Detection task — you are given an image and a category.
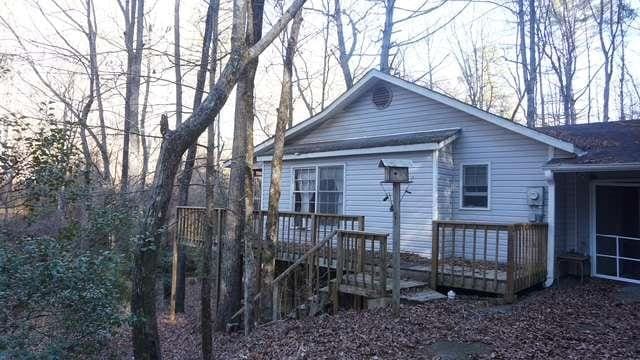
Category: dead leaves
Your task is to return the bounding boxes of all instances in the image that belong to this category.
[105,280,640,359]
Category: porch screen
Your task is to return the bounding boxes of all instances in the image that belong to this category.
[462,164,489,208]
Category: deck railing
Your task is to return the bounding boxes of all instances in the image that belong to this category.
[431,220,547,302]
[252,210,365,261]
[334,230,388,301]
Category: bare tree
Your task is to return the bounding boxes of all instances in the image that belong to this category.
[453,25,504,114]
[334,0,355,88]
[171,0,218,320]
[201,3,220,356]
[591,0,624,122]
[119,0,145,196]
[174,0,183,129]
[263,10,303,322]
[139,60,151,189]
[517,0,538,127]
[541,0,582,124]
[218,0,266,335]
[130,0,307,356]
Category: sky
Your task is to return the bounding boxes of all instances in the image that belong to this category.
[1,0,639,176]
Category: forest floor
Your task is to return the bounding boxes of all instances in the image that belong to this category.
[104,278,640,359]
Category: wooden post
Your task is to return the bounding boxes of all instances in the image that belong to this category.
[272,282,280,321]
[333,231,344,314]
[379,235,388,298]
[392,182,401,316]
[170,221,181,321]
[431,221,439,289]
[505,225,516,303]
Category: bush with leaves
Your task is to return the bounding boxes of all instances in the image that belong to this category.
[0,236,127,358]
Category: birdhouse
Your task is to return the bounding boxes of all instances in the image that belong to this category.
[378,159,413,183]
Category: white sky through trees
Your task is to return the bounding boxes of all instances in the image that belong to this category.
[1,0,639,174]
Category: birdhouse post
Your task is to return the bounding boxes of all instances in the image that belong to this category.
[378,159,412,316]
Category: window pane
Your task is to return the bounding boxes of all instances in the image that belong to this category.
[294,168,316,213]
[462,165,488,208]
[463,195,487,208]
[319,166,343,191]
[317,166,344,214]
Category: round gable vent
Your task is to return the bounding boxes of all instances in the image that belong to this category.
[371,85,393,109]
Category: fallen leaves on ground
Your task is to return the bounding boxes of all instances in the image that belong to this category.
[104,279,640,359]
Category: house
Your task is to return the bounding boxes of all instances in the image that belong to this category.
[254,69,640,287]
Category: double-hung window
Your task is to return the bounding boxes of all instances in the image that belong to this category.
[461,163,489,209]
[293,165,344,214]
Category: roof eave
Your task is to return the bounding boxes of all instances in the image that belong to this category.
[543,162,640,172]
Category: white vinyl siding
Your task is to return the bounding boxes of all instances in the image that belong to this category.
[262,152,434,255]
[288,82,551,224]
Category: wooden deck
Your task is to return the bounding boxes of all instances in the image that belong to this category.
[174,207,548,306]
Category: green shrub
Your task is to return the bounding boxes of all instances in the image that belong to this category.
[0,237,127,359]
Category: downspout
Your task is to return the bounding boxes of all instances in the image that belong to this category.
[545,169,556,287]
[432,149,439,221]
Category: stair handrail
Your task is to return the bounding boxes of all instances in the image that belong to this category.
[230,229,338,321]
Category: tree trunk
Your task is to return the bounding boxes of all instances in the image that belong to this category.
[201,121,217,360]
[334,0,353,88]
[140,61,151,190]
[87,0,111,184]
[172,1,217,317]
[121,0,145,197]
[380,0,395,74]
[202,2,220,358]
[174,0,183,129]
[526,0,537,127]
[214,0,266,335]
[129,0,307,356]
[263,10,303,323]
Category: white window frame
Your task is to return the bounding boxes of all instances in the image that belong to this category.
[459,162,491,211]
[290,163,346,215]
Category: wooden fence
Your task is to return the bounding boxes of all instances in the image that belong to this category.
[431,220,547,302]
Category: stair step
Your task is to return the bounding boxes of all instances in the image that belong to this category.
[401,289,447,303]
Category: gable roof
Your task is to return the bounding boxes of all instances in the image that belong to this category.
[538,120,640,170]
[255,129,459,160]
[254,69,582,156]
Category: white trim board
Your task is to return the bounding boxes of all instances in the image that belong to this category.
[256,143,438,162]
[255,70,582,156]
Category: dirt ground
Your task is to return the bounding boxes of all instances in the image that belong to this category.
[105,278,640,359]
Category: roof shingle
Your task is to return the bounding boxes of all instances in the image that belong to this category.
[538,120,640,166]
[255,128,459,157]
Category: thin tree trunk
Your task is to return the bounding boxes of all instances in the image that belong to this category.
[526,0,537,127]
[121,0,145,197]
[380,0,395,73]
[172,1,217,317]
[87,0,111,184]
[619,24,626,121]
[242,0,266,336]
[334,0,353,88]
[263,11,303,322]
[201,121,217,360]
[174,0,183,129]
[140,61,151,190]
[202,2,220,358]
[129,0,306,357]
